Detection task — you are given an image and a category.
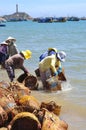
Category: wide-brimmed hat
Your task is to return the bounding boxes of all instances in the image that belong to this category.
[57,51,66,62]
[21,50,32,59]
[5,36,16,42]
[48,48,57,53]
[1,41,8,45]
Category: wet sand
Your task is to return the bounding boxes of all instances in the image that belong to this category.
[0,67,24,82]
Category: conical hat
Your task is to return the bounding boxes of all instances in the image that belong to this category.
[1,41,8,45]
[5,36,16,42]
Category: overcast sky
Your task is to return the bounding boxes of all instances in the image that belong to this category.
[0,0,86,17]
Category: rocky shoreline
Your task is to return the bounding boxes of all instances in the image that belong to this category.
[0,11,86,23]
[2,12,33,22]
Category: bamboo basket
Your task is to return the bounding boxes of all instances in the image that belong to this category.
[46,76,62,91]
[8,112,41,130]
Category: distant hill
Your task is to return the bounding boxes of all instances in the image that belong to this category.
[2,12,33,22]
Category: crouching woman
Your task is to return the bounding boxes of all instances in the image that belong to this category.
[39,51,66,89]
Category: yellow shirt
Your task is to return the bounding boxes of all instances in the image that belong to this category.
[39,55,61,73]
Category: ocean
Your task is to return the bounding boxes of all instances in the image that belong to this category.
[0,20,86,130]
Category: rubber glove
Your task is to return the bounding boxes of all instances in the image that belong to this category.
[53,71,58,76]
[57,67,62,74]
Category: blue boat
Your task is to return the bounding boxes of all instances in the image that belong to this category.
[0,23,6,27]
[38,17,52,23]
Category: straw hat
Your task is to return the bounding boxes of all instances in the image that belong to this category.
[5,36,16,42]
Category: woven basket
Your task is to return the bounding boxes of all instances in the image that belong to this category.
[18,95,40,112]
[17,73,39,90]
[0,96,16,116]
[0,105,8,127]
[58,72,67,81]
[8,112,41,130]
[41,109,68,130]
[46,76,62,91]
[0,87,13,99]
[0,81,10,89]
[40,101,61,116]
[0,87,16,114]
[8,82,31,102]
[11,106,34,118]
[35,68,40,77]
[24,75,38,90]
[17,73,28,83]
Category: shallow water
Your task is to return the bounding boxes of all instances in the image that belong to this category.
[0,20,86,130]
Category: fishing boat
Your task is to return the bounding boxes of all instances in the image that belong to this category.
[38,17,52,23]
[52,17,67,22]
[0,22,6,27]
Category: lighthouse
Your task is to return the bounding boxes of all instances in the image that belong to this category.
[16,4,18,13]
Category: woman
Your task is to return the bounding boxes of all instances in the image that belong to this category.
[39,51,66,89]
[5,50,32,82]
[5,36,19,56]
[39,47,57,62]
[0,41,9,68]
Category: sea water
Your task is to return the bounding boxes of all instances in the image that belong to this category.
[0,20,86,130]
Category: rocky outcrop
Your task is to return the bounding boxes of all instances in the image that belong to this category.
[3,12,33,22]
[0,17,6,22]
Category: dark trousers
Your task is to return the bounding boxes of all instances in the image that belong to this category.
[5,63,15,82]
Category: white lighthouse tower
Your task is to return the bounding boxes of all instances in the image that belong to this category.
[16,4,18,13]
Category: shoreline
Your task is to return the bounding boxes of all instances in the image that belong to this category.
[0,68,23,82]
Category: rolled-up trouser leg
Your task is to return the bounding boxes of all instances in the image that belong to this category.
[39,68,51,89]
[5,63,15,82]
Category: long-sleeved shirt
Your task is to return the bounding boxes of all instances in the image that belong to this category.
[8,43,19,56]
[5,53,29,73]
[0,44,9,64]
[0,44,8,55]
[39,55,61,74]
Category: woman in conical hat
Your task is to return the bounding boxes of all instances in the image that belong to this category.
[5,36,16,42]
[5,36,19,56]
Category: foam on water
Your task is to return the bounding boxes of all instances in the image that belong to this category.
[61,80,72,91]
